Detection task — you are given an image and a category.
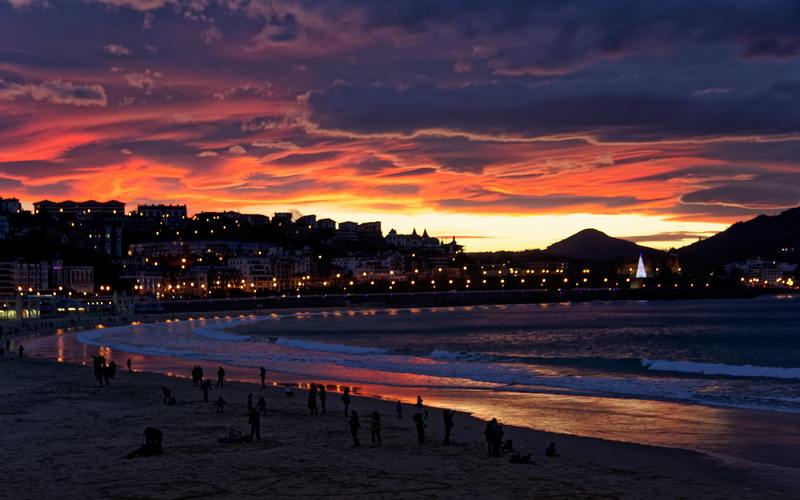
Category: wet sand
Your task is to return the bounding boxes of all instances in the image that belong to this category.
[0,355,782,499]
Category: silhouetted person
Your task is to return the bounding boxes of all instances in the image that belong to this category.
[256,396,267,415]
[17,344,24,359]
[308,383,319,414]
[126,358,132,373]
[197,365,204,382]
[161,386,172,405]
[396,400,403,419]
[545,442,560,457]
[490,422,504,457]
[259,366,266,388]
[248,408,261,442]
[341,387,351,417]
[484,419,497,456]
[416,395,423,409]
[443,409,455,445]
[349,411,360,447]
[247,393,254,414]
[191,366,200,386]
[108,360,117,379]
[93,355,103,385]
[413,412,425,444]
[318,384,327,414]
[201,379,212,402]
[370,411,382,444]
[215,396,227,413]
[216,366,225,388]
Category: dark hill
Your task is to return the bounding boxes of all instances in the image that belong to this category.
[679,206,800,263]
[545,228,661,260]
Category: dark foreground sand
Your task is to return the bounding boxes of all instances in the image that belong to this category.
[0,356,782,499]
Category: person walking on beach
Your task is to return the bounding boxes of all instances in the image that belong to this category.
[256,396,267,415]
[93,356,103,386]
[484,419,503,457]
[201,379,212,402]
[443,409,455,445]
[413,412,425,444]
[318,384,327,414]
[216,366,225,388]
[341,387,352,417]
[308,383,319,415]
[349,411,361,447]
[248,408,261,442]
[484,419,496,456]
[396,400,403,419]
[161,386,172,405]
[126,358,132,373]
[370,411,382,445]
[215,396,227,413]
[259,366,266,388]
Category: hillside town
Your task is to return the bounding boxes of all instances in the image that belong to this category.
[0,197,796,322]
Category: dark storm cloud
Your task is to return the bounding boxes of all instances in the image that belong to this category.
[307,80,800,142]
[621,231,715,244]
[269,151,340,165]
[436,191,641,211]
[680,178,800,209]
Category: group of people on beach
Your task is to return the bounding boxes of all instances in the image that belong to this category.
[115,361,560,460]
[92,354,117,386]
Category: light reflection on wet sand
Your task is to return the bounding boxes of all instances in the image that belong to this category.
[26,327,800,474]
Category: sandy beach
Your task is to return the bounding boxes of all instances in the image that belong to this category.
[0,350,783,500]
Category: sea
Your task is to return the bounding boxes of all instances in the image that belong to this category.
[25,295,800,476]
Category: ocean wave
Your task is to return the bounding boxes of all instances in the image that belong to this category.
[642,359,800,380]
[273,337,390,355]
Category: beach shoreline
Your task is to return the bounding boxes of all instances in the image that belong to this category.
[1,347,790,498]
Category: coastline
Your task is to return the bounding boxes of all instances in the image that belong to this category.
[0,354,780,499]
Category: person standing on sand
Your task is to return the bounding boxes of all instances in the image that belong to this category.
[318,384,327,414]
[201,379,212,402]
[126,358,132,373]
[215,396,227,413]
[191,366,199,386]
[349,411,361,447]
[443,409,455,445]
[484,419,496,456]
[396,400,403,419]
[259,366,266,388]
[248,408,261,442]
[216,366,225,388]
[341,387,352,417]
[370,411,382,445]
[308,383,319,414]
[161,386,172,404]
[413,412,425,444]
[256,396,267,415]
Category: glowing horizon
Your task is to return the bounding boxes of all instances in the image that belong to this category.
[2,1,799,252]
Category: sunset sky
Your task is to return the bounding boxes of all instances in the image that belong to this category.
[2,1,800,251]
